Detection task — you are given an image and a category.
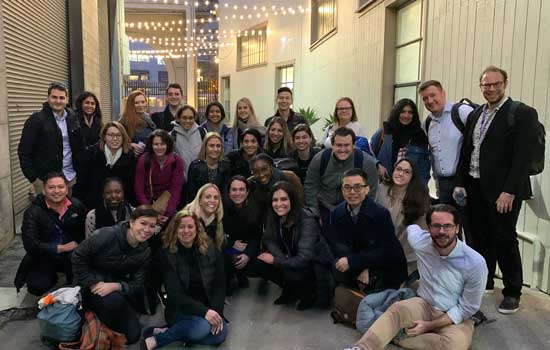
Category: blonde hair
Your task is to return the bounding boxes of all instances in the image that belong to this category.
[232,97,261,128]
[184,183,225,250]
[120,91,148,138]
[162,209,211,255]
[99,121,132,153]
[198,132,225,161]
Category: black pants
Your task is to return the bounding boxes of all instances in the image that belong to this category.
[83,290,141,344]
[466,178,523,298]
[248,260,314,296]
[26,255,72,296]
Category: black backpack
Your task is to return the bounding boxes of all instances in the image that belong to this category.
[319,148,364,177]
[506,101,546,175]
[424,98,479,134]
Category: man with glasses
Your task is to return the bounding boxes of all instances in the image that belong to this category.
[324,168,407,291]
[454,66,539,314]
[346,204,487,350]
[418,80,474,204]
[151,83,184,131]
[18,82,83,195]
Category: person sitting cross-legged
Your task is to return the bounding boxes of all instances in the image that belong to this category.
[345,204,488,350]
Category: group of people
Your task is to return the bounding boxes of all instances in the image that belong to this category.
[13,64,542,350]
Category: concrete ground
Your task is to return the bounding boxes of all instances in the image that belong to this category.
[1,234,550,349]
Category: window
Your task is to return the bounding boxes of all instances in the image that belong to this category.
[394,0,422,103]
[129,54,150,63]
[158,71,168,85]
[277,65,294,90]
[221,76,231,118]
[357,0,376,11]
[311,0,337,45]
[130,69,149,81]
[237,25,267,69]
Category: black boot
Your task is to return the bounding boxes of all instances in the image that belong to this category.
[274,288,300,305]
[296,292,316,311]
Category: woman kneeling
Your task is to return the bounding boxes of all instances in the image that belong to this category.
[143,210,227,349]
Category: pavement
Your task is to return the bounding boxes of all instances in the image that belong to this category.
[1,234,550,349]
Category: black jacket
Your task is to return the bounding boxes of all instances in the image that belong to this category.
[14,195,86,290]
[72,222,150,296]
[222,197,262,258]
[78,144,137,209]
[264,109,308,132]
[456,98,537,201]
[18,102,84,182]
[157,244,225,325]
[325,198,407,288]
[225,149,261,178]
[186,159,231,202]
[151,106,175,132]
[263,208,319,272]
[78,114,102,147]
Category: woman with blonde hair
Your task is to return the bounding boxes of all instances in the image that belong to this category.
[232,97,266,149]
[184,183,225,250]
[119,90,156,156]
[186,132,231,203]
[142,209,227,349]
[264,116,293,159]
[77,121,136,209]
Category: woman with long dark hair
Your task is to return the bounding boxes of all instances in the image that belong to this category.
[222,176,262,292]
[200,101,233,153]
[142,210,227,349]
[371,98,430,184]
[186,132,231,203]
[74,91,103,147]
[251,181,319,310]
[225,128,263,178]
[375,158,430,274]
[264,117,293,159]
[134,129,185,225]
[290,123,321,184]
[119,90,156,156]
[78,121,136,209]
[72,205,159,344]
[231,97,266,149]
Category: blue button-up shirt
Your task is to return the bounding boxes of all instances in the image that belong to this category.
[407,224,488,324]
[54,110,76,181]
[426,103,472,177]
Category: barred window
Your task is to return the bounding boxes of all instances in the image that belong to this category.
[311,0,337,45]
[237,26,267,69]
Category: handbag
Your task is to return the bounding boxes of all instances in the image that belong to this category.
[37,303,81,344]
[149,165,171,213]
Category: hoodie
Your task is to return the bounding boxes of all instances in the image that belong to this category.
[171,121,203,176]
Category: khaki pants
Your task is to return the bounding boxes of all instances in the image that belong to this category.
[355,297,474,350]
[32,177,76,197]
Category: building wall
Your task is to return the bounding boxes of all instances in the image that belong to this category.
[219,0,550,291]
[82,0,101,95]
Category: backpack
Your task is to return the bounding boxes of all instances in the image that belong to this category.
[506,101,546,175]
[424,98,479,134]
[273,157,299,173]
[59,310,127,350]
[37,303,81,347]
[319,148,364,177]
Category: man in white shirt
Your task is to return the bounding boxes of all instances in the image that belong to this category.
[346,204,487,350]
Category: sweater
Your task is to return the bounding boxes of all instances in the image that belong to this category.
[171,121,203,176]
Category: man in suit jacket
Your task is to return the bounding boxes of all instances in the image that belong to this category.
[454,66,538,315]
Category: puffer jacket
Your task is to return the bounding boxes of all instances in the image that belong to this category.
[157,243,225,325]
[71,222,151,296]
[18,102,84,182]
[14,195,87,291]
[263,208,319,273]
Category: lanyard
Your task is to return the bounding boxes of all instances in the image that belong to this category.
[479,106,494,141]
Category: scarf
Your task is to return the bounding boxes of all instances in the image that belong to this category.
[104,147,123,167]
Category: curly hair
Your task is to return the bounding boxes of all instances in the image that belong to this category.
[162,209,211,255]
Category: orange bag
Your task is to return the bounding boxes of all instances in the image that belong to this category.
[59,310,127,350]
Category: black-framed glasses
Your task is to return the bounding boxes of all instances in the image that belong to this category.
[342,184,368,193]
[336,107,353,112]
[429,223,456,231]
[479,81,504,90]
[394,166,412,175]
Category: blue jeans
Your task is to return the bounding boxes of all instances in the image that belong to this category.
[154,314,228,348]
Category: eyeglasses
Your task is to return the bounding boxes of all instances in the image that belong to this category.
[429,223,456,231]
[394,166,412,175]
[336,107,353,112]
[479,81,504,90]
[106,133,122,139]
[342,184,368,193]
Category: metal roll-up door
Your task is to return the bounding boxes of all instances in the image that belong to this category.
[3,0,70,214]
[98,0,112,123]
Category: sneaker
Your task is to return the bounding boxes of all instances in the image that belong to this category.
[498,296,520,314]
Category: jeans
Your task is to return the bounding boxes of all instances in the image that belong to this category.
[154,314,227,348]
[436,176,456,205]
[354,297,474,350]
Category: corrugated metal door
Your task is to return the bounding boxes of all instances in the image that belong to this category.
[98,0,112,123]
[2,0,70,214]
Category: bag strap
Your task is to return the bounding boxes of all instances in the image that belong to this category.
[319,149,332,177]
[450,103,466,134]
[424,116,432,134]
[353,149,364,169]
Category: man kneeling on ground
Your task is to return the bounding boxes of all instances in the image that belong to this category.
[346,204,487,350]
